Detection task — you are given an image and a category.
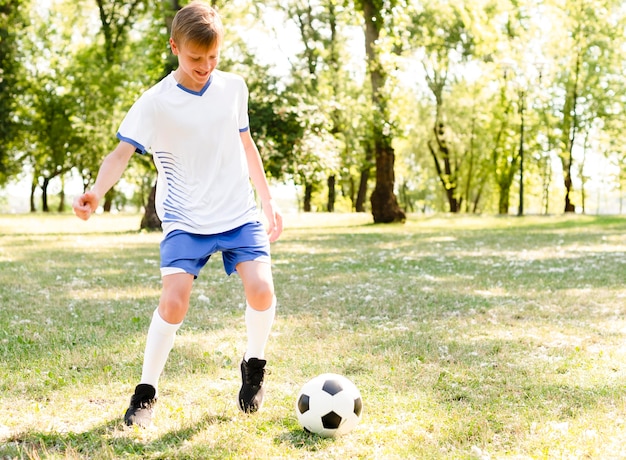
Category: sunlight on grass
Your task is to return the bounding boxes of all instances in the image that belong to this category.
[1,213,626,458]
[0,213,143,235]
[67,286,162,301]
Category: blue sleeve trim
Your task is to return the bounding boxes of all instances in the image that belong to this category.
[117,133,147,154]
[239,126,249,133]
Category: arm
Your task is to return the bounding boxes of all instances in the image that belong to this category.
[72,141,136,221]
[240,130,283,243]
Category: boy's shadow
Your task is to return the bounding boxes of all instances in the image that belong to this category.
[2,414,229,457]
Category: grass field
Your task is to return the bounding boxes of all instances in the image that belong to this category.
[1,212,626,459]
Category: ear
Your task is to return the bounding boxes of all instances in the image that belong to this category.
[169,37,179,56]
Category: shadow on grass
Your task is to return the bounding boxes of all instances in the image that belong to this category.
[1,413,230,459]
[274,426,337,451]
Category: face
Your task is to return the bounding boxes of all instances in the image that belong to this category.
[170,38,220,92]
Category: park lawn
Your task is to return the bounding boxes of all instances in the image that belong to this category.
[1,212,625,459]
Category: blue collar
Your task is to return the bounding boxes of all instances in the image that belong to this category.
[176,74,214,96]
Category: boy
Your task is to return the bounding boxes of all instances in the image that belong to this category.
[73,1,283,427]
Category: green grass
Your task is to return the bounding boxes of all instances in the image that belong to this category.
[1,212,626,459]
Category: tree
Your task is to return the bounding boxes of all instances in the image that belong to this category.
[406,2,483,213]
[273,0,360,213]
[60,0,167,226]
[281,0,331,211]
[355,0,405,222]
[544,0,626,213]
[14,2,82,212]
[8,0,626,216]
[138,0,181,230]
[490,95,519,215]
[0,0,28,185]
[90,0,150,211]
[486,3,536,216]
[26,83,79,212]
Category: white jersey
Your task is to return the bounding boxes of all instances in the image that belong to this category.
[117,70,259,236]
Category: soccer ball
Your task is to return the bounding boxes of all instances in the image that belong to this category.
[295,373,363,438]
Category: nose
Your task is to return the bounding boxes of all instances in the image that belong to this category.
[201,56,218,70]
[197,59,210,71]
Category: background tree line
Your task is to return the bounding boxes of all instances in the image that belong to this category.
[2,0,626,226]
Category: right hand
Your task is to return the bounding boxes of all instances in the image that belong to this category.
[262,199,283,243]
[73,191,99,221]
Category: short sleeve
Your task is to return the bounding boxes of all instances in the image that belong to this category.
[238,79,250,132]
[116,92,155,154]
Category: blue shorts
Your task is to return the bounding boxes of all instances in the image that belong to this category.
[160,221,271,277]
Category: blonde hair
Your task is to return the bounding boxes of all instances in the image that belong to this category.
[171,1,223,48]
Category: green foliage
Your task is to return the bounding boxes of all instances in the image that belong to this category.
[220,35,305,180]
[0,0,29,185]
[270,0,374,211]
[3,0,626,215]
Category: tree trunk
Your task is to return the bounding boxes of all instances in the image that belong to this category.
[564,168,575,213]
[140,156,162,230]
[57,188,65,212]
[355,137,373,213]
[57,175,65,212]
[103,189,114,213]
[428,134,461,213]
[327,174,335,212]
[370,139,405,222]
[30,180,36,213]
[355,168,369,212]
[561,51,581,214]
[348,176,355,210]
[42,177,50,212]
[303,182,313,212]
[498,184,510,215]
[359,0,405,223]
[140,183,162,231]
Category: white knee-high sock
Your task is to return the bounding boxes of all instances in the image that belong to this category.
[140,308,182,395]
[244,296,276,361]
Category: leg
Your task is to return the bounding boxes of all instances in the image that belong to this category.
[124,272,194,427]
[237,260,276,359]
[157,272,195,323]
[141,272,194,386]
[236,260,276,413]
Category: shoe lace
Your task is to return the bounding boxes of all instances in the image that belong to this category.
[131,393,156,409]
[138,398,155,409]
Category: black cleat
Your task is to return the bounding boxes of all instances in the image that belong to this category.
[124,383,157,427]
[238,358,266,413]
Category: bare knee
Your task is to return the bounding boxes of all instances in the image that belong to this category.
[158,295,189,323]
[237,261,275,311]
[158,273,193,323]
[246,282,275,311]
